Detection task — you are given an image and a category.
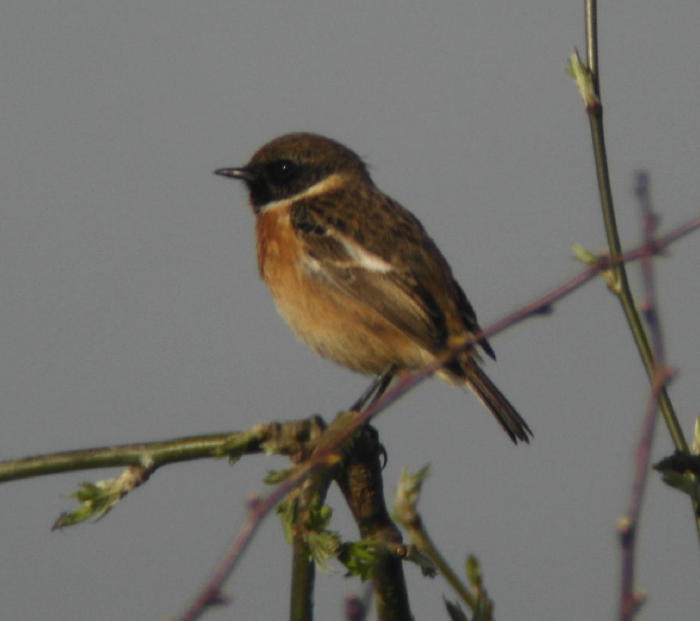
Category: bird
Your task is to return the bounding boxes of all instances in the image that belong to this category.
[215,133,531,443]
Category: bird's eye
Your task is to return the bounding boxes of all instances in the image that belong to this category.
[266,159,299,185]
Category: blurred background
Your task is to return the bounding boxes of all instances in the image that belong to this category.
[1,1,699,619]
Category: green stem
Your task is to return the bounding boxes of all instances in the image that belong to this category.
[0,433,242,482]
[290,537,315,621]
[288,465,334,621]
[584,0,687,453]
[0,417,326,484]
[582,0,698,535]
[587,104,687,452]
[407,516,477,611]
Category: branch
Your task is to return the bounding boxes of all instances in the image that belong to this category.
[1,418,327,528]
[616,172,675,620]
[0,418,327,484]
[335,425,413,621]
[176,412,369,621]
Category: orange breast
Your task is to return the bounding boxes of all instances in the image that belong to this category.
[256,208,301,282]
[255,208,434,375]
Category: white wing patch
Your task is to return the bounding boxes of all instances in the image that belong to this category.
[337,235,394,273]
[301,235,393,275]
[302,255,323,273]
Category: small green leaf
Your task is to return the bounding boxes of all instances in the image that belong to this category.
[465,555,482,589]
[307,530,342,570]
[571,244,618,290]
[566,48,599,108]
[472,596,493,621]
[306,498,332,531]
[339,540,382,581]
[659,470,700,500]
[465,554,495,620]
[654,447,700,502]
[393,465,430,524]
[276,497,299,543]
[571,243,598,265]
[52,466,146,529]
[404,546,436,577]
[264,468,293,485]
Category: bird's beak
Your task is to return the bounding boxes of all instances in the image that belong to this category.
[214,167,254,181]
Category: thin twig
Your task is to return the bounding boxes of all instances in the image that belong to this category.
[636,172,665,360]
[617,172,675,621]
[618,368,672,621]
[177,483,307,621]
[581,0,688,455]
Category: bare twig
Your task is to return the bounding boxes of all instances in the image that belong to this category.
[177,485,301,620]
[636,173,665,359]
[617,172,676,621]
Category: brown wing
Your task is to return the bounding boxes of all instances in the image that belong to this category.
[290,188,494,358]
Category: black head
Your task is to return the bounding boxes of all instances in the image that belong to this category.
[214,133,371,213]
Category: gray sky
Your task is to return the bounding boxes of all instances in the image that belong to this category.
[1,1,699,620]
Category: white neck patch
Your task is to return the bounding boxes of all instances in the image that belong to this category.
[258,173,348,214]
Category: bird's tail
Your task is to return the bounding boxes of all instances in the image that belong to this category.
[451,358,532,443]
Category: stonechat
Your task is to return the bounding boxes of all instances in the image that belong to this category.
[215,133,531,443]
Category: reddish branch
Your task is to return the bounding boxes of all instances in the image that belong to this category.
[617,172,675,621]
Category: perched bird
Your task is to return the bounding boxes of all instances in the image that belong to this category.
[215,133,531,443]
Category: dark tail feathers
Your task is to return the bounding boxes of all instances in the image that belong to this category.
[462,359,532,443]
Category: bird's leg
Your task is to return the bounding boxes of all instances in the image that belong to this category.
[350,366,396,412]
